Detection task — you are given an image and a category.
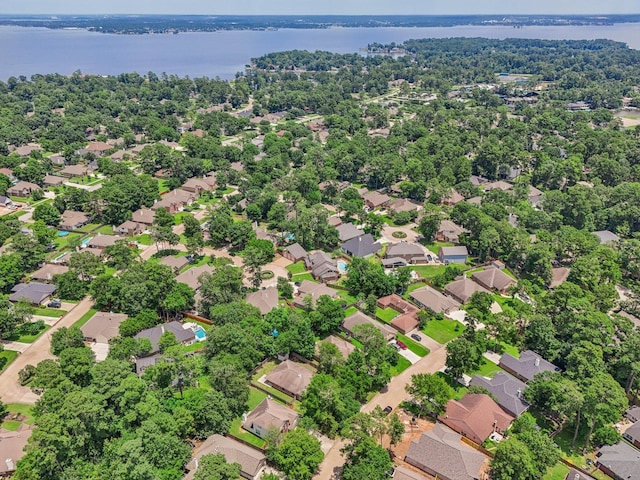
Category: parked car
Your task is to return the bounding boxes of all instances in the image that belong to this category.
[411,333,422,342]
[396,340,407,350]
[383,405,393,415]
[47,298,61,308]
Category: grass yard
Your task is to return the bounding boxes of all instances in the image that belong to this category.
[543,464,570,480]
[424,241,454,255]
[54,231,81,249]
[344,306,359,316]
[396,334,430,357]
[292,272,314,283]
[422,318,465,344]
[376,307,398,323]
[33,307,67,317]
[228,388,269,448]
[472,358,502,378]
[337,290,359,306]
[0,350,19,373]
[158,179,171,194]
[133,233,153,246]
[492,295,526,315]
[72,308,98,329]
[2,403,35,430]
[94,225,114,235]
[11,324,51,343]
[286,261,307,275]
[435,372,468,400]
[390,356,411,376]
[411,265,447,279]
[405,282,427,297]
[500,342,520,358]
[76,223,102,233]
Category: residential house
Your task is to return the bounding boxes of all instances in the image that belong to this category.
[87,234,119,250]
[135,353,163,376]
[528,185,543,207]
[13,144,40,157]
[336,223,364,243]
[438,246,468,264]
[469,371,530,417]
[264,360,314,400]
[341,310,396,342]
[0,196,12,207]
[393,467,430,480]
[471,267,516,294]
[593,230,620,245]
[182,177,214,195]
[0,167,14,178]
[59,164,90,177]
[483,180,513,192]
[184,434,266,480]
[115,220,144,236]
[246,286,279,316]
[134,321,195,354]
[362,191,391,210]
[469,175,488,187]
[9,282,57,305]
[132,208,156,226]
[306,251,340,282]
[498,350,560,383]
[49,155,66,166]
[378,294,420,334]
[441,190,465,206]
[242,398,299,439]
[596,441,640,480]
[293,280,338,309]
[623,420,640,449]
[389,198,421,214]
[444,277,491,304]
[175,264,214,290]
[627,406,640,423]
[0,428,32,476]
[341,233,381,258]
[31,264,69,283]
[159,255,190,272]
[152,189,196,213]
[328,216,342,227]
[436,220,468,244]
[438,393,515,445]
[404,424,488,480]
[283,243,309,263]
[85,141,111,155]
[7,181,41,197]
[81,311,128,361]
[60,210,90,231]
[43,174,66,187]
[385,242,429,265]
[316,335,355,359]
[565,468,596,480]
[409,286,461,314]
[550,267,570,288]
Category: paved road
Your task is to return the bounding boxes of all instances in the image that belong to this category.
[0,296,95,404]
[313,339,448,480]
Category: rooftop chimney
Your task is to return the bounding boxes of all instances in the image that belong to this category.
[6,458,14,471]
[534,358,540,367]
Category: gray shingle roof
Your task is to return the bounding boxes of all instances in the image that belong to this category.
[336,223,364,242]
[9,282,56,304]
[498,350,559,382]
[134,321,195,354]
[469,371,529,417]
[341,234,381,258]
[596,441,640,480]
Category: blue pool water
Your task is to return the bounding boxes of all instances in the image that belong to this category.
[337,260,348,273]
[80,237,92,247]
[57,231,69,237]
[194,326,206,342]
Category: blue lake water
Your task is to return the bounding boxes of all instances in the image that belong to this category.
[0,23,639,80]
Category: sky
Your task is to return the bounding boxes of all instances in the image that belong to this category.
[0,0,638,16]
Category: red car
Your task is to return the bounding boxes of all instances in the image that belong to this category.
[396,340,407,350]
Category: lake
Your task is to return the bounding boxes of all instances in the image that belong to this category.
[1,23,639,80]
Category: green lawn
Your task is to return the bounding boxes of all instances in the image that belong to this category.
[344,306,359,317]
[472,358,502,378]
[376,307,398,323]
[75,223,101,233]
[11,324,51,343]
[133,233,153,246]
[422,319,465,344]
[286,261,307,275]
[2,403,34,430]
[95,225,114,235]
[292,273,314,283]
[0,350,19,373]
[390,356,411,376]
[396,334,430,357]
[405,282,427,297]
[424,242,454,255]
[158,179,171,194]
[411,265,447,279]
[337,290,359,306]
[54,231,82,249]
[228,387,269,448]
[33,307,67,317]
[543,464,570,480]
[435,372,468,400]
[500,342,520,358]
[72,308,98,329]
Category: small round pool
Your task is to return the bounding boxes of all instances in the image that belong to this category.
[57,231,69,237]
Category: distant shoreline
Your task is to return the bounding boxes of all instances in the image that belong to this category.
[0,14,639,35]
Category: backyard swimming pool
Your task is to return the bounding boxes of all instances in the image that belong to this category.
[337,260,348,273]
[80,237,92,247]
[194,326,207,342]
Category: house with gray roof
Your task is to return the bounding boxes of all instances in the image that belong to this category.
[115,220,144,236]
[393,467,430,480]
[385,242,428,265]
[31,263,69,282]
[498,350,559,383]
[60,210,90,231]
[9,282,56,305]
[184,434,266,480]
[404,424,488,480]
[242,398,299,439]
[444,277,491,304]
[336,223,364,243]
[436,219,468,244]
[7,181,41,197]
[134,321,195,354]
[306,251,339,282]
[438,246,468,264]
[316,335,355,359]
[293,280,338,309]
[593,230,620,245]
[596,441,640,480]
[623,419,640,449]
[469,371,529,417]
[566,468,596,480]
[409,285,460,314]
[175,264,214,290]
[283,242,308,263]
[264,360,314,400]
[131,208,155,225]
[341,234,381,258]
[0,427,32,476]
[159,255,190,272]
